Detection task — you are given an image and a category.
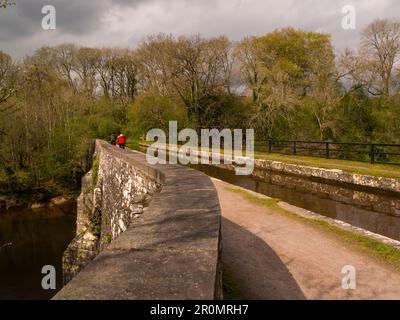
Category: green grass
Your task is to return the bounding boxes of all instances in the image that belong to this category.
[228,187,400,269]
[254,152,400,179]
[139,141,400,179]
[126,138,141,150]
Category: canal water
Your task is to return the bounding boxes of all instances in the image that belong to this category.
[139,146,400,241]
[0,202,76,300]
[1,147,399,299]
[188,164,400,241]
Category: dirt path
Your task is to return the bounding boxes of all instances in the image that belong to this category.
[213,178,400,300]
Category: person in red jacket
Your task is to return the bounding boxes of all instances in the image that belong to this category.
[117,134,126,149]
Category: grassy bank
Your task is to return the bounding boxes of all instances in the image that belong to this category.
[126,138,141,150]
[254,153,400,179]
[228,187,400,270]
[139,141,400,179]
[0,173,81,209]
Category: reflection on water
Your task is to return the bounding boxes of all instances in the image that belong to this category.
[137,145,400,241]
[190,164,400,241]
[0,202,76,300]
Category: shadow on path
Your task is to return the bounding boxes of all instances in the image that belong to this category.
[222,217,306,300]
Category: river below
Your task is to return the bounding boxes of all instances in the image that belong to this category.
[1,149,400,299]
[0,202,76,300]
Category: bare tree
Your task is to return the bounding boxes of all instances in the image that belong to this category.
[75,47,100,98]
[136,34,233,124]
[136,34,174,95]
[0,51,18,111]
[111,49,139,106]
[54,44,78,90]
[361,19,400,95]
[169,35,233,120]
[235,37,265,103]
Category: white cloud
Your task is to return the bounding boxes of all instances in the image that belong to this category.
[0,0,399,58]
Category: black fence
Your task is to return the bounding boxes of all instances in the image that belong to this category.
[254,140,400,166]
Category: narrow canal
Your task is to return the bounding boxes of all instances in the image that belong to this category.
[1,147,399,299]
[139,146,400,241]
[189,164,400,242]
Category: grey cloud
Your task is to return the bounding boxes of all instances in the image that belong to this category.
[0,0,148,42]
[0,0,105,44]
[0,0,399,58]
[113,0,152,6]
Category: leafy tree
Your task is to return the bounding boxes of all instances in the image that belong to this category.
[1,24,400,205]
[197,93,251,130]
[237,28,338,139]
[129,91,188,137]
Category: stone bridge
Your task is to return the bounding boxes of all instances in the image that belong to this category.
[54,140,222,300]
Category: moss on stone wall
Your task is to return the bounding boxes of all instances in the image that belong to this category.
[92,156,100,187]
[103,233,112,244]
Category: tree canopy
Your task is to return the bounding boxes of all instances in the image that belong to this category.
[1,20,400,204]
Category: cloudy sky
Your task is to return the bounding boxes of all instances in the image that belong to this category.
[0,0,399,58]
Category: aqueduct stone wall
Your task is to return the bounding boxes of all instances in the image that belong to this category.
[55,140,222,300]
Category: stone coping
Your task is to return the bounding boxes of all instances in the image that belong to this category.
[139,143,400,194]
[54,140,222,300]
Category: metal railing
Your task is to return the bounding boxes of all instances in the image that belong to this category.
[253,140,400,166]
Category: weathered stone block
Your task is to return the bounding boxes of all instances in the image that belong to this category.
[55,140,222,300]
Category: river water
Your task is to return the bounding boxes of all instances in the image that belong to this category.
[1,150,399,299]
[0,202,76,300]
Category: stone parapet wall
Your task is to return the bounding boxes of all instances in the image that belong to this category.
[141,143,400,194]
[56,140,222,300]
[253,159,400,194]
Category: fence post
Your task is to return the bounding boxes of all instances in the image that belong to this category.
[268,139,272,153]
[326,142,330,159]
[371,144,375,164]
[293,141,297,155]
